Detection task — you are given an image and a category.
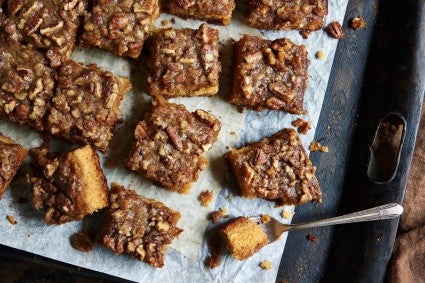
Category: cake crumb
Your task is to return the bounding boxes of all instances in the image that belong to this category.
[315,50,325,60]
[105,158,118,169]
[281,210,295,219]
[309,141,329,152]
[230,131,236,135]
[198,190,214,207]
[170,18,176,24]
[6,215,17,225]
[350,17,366,30]
[261,214,271,224]
[70,229,96,252]
[226,194,233,201]
[210,207,229,224]
[292,118,312,134]
[206,255,222,269]
[306,233,318,242]
[161,20,169,26]
[260,260,272,270]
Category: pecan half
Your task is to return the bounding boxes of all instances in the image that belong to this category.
[325,21,344,39]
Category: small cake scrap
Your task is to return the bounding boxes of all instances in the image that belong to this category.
[0,133,28,199]
[126,96,221,193]
[166,0,235,25]
[46,60,131,152]
[226,128,322,205]
[220,217,269,260]
[0,34,55,131]
[2,0,87,67]
[80,0,160,58]
[101,183,183,268]
[198,190,213,207]
[246,0,328,38]
[230,35,308,114]
[30,145,108,225]
[147,24,221,98]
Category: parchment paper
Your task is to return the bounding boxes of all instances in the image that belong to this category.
[0,1,349,282]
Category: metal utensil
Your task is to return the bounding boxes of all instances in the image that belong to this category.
[250,203,403,243]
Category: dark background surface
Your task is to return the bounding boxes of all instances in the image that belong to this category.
[2,0,425,282]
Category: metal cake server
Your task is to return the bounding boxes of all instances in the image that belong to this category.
[250,203,403,243]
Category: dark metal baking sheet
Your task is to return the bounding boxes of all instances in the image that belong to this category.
[1,0,425,282]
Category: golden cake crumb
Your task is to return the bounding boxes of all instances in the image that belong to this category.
[198,190,214,207]
[315,50,325,60]
[220,217,269,260]
[210,207,229,224]
[309,141,329,152]
[260,260,272,270]
[350,17,366,30]
[161,20,169,26]
[206,255,222,269]
[260,214,271,224]
[6,215,17,225]
[281,210,295,219]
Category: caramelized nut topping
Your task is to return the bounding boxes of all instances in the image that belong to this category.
[147,24,221,98]
[230,35,308,114]
[325,21,344,39]
[127,96,221,193]
[246,0,328,38]
[227,128,322,205]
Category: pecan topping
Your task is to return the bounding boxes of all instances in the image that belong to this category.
[325,21,344,39]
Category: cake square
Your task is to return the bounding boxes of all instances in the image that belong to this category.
[246,0,328,38]
[30,145,108,225]
[80,0,160,58]
[147,24,221,98]
[46,60,131,152]
[166,0,235,25]
[0,34,55,131]
[126,96,221,193]
[220,217,269,260]
[230,35,308,114]
[101,183,183,268]
[226,128,322,205]
[3,0,87,67]
[0,133,28,199]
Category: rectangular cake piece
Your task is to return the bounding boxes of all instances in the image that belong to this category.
[46,60,131,152]
[226,128,322,205]
[127,96,221,193]
[220,217,269,260]
[230,35,308,114]
[246,0,328,38]
[0,133,28,199]
[166,0,235,25]
[0,34,55,131]
[30,145,108,225]
[101,183,183,268]
[3,0,87,67]
[80,0,159,58]
[147,24,221,98]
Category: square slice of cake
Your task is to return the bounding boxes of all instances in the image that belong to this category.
[30,145,108,225]
[101,183,183,268]
[3,0,87,67]
[220,217,269,260]
[147,24,221,98]
[80,0,159,58]
[246,0,328,38]
[166,0,235,25]
[127,96,221,193]
[46,60,131,152]
[230,35,308,114]
[226,128,322,205]
[0,35,55,131]
[0,133,28,199]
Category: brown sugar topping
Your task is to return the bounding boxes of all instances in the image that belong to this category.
[81,0,160,58]
[0,133,28,199]
[147,24,221,98]
[127,96,221,193]
[246,0,328,38]
[230,35,309,114]
[101,183,183,268]
[292,118,312,134]
[227,128,322,205]
[46,60,131,152]
[3,0,87,67]
[166,0,235,25]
